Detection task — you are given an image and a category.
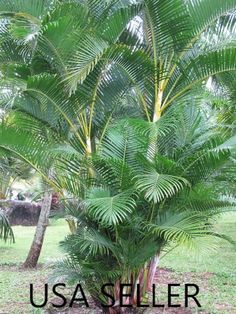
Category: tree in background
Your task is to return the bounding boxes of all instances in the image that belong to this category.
[22,178,53,268]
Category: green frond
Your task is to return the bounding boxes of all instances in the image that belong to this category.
[143,0,191,55]
[64,34,109,93]
[135,170,190,203]
[85,188,136,226]
[183,149,231,183]
[145,211,215,249]
[101,120,146,164]
[0,209,14,242]
[65,228,116,256]
[188,0,236,40]
[166,47,236,107]
[116,237,157,270]
[0,0,53,18]
[0,124,59,191]
[98,4,142,43]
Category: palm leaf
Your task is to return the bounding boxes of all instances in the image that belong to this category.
[135,170,190,203]
[0,209,14,242]
[65,228,116,256]
[85,188,135,226]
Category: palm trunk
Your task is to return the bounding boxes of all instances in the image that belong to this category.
[22,188,52,268]
[147,253,160,291]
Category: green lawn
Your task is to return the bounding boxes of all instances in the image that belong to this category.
[0,214,235,313]
[0,219,69,314]
[0,219,69,265]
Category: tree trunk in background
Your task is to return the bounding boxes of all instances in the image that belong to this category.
[22,189,52,268]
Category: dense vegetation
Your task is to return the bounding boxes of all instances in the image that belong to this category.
[0,0,236,312]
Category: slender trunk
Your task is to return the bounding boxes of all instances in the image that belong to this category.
[22,189,52,268]
[86,136,92,155]
[146,82,162,290]
[147,253,160,291]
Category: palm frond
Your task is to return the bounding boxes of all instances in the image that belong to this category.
[0,209,14,242]
[85,188,135,226]
[135,170,190,203]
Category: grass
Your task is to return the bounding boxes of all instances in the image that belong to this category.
[158,212,236,313]
[0,214,235,313]
[0,219,69,314]
[0,219,69,265]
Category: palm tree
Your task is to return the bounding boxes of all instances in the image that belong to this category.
[0,0,236,306]
[2,103,235,309]
[2,0,236,150]
[1,0,236,160]
[0,0,141,267]
[0,0,141,152]
[55,103,236,310]
[98,0,236,292]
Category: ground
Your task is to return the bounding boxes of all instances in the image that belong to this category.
[0,214,235,314]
